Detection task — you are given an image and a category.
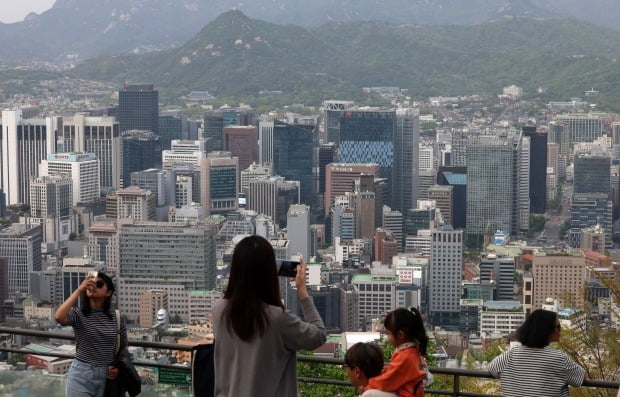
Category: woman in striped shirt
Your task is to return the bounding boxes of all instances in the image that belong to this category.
[488,309,585,397]
[55,271,127,397]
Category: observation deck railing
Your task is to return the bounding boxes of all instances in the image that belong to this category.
[0,326,618,396]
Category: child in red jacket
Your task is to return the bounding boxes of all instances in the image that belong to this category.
[365,308,430,397]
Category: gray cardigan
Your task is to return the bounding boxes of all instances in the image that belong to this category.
[212,297,327,397]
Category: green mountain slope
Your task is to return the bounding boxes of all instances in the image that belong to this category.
[70,11,620,109]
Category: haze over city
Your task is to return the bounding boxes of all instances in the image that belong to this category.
[0,1,618,395]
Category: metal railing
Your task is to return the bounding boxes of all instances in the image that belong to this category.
[1,326,618,396]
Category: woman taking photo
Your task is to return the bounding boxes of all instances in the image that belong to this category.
[489,309,585,397]
[212,235,326,397]
[55,271,127,397]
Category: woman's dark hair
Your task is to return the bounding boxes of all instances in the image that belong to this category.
[517,309,558,348]
[384,307,428,355]
[80,271,115,319]
[344,342,384,378]
[223,235,284,342]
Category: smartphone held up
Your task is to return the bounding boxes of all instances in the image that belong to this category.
[277,260,300,278]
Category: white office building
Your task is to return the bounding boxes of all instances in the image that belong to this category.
[40,152,100,206]
[1,110,56,205]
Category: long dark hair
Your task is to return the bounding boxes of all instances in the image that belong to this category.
[517,309,558,348]
[384,307,429,355]
[80,271,115,319]
[223,235,284,341]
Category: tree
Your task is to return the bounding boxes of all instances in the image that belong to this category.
[556,276,620,397]
[7,353,24,366]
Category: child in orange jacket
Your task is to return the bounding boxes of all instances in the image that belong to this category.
[365,308,429,397]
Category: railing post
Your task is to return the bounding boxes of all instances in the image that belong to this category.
[453,373,460,397]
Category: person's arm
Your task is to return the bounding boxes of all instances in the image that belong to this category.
[366,349,422,393]
[488,349,510,378]
[281,259,326,351]
[54,275,95,325]
[563,354,586,386]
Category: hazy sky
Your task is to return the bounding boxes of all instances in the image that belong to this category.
[0,0,55,23]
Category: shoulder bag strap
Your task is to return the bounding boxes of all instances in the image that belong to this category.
[115,309,121,355]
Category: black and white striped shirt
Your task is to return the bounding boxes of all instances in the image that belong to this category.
[488,344,585,397]
[68,307,128,365]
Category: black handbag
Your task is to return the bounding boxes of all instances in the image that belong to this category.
[191,343,215,397]
[104,310,141,397]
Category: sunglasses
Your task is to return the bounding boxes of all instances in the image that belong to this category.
[95,280,105,289]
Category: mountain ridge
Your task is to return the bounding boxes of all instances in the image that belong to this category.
[69,11,620,110]
[3,0,620,62]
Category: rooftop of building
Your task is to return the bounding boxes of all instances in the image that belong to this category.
[351,273,397,282]
[534,249,585,257]
[0,223,36,237]
[483,300,523,310]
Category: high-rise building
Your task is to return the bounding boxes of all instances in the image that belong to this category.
[523,126,548,213]
[29,175,73,245]
[382,208,403,250]
[573,153,610,195]
[339,109,395,205]
[119,84,159,134]
[271,120,315,204]
[203,110,224,152]
[479,254,515,301]
[419,145,434,171]
[404,201,437,236]
[116,186,156,221]
[417,170,437,201]
[428,185,453,226]
[139,289,168,328]
[392,108,420,213]
[569,193,612,248]
[1,110,56,204]
[466,134,530,238]
[223,126,258,172]
[122,130,162,188]
[87,221,119,273]
[428,226,463,329]
[175,176,193,208]
[612,122,620,163]
[117,220,217,322]
[352,270,397,330]
[479,301,525,336]
[324,163,380,215]
[437,167,467,229]
[287,204,311,260]
[247,176,299,228]
[286,285,349,332]
[162,140,205,169]
[318,143,338,196]
[374,229,398,264]
[204,106,255,152]
[57,113,121,191]
[158,114,184,151]
[40,152,100,206]
[531,251,586,309]
[0,223,42,294]
[323,100,355,144]
[331,197,356,242]
[555,113,603,143]
[131,168,175,208]
[240,163,271,193]
[200,151,239,215]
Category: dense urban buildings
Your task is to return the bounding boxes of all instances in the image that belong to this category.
[119,84,159,134]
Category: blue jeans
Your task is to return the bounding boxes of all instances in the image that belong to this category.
[66,359,108,397]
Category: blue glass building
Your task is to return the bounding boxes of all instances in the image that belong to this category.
[158,115,183,151]
[338,109,395,205]
[122,130,162,188]
[273,120,314,205]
